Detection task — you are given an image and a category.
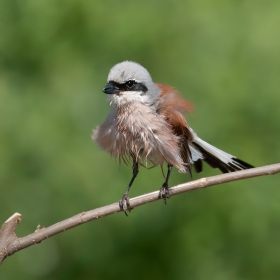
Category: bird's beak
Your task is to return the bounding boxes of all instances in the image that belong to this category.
[103,83,120,95]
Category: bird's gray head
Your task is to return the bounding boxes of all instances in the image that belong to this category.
[103,61,160,107]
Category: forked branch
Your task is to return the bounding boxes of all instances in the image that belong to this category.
[1,163,279,265]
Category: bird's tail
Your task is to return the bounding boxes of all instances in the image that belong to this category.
[188,129,254,174]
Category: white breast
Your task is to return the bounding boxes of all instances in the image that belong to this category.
[92,102,187,172]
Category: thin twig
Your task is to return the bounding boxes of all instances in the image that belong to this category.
[0,163,279,265]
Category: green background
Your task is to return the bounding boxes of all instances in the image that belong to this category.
[1,0,279,279]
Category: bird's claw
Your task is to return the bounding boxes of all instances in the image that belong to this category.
[158,182,170,204]
[119,193,132,215]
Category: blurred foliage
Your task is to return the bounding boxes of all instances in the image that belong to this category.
[0,0,279,279]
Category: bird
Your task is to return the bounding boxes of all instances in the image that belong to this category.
[92,61,253,214]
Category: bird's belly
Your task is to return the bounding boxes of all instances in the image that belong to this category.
[93,105,186,171]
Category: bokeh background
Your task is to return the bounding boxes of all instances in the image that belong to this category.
[1,0,279,279]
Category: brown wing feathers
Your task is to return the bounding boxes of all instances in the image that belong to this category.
[156,84,194,172]
[155,84,253,174]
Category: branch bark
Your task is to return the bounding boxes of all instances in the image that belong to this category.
[1,163,279,265]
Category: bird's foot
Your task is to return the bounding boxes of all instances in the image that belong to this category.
[158,182,170,204]
[119,193,132,216]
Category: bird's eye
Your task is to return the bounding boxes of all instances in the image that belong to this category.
[126,80,135,88]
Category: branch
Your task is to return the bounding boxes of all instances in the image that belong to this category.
[1,163,279,265]
[0,213,21,264]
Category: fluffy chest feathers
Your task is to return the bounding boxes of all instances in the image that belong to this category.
[93,101,186,171]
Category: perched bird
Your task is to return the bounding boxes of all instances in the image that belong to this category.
[93,61,253,214]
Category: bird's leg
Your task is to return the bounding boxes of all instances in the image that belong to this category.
[119,162,139,215]
[159,164,173,203]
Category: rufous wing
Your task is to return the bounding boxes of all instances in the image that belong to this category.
[156,84,195,173]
